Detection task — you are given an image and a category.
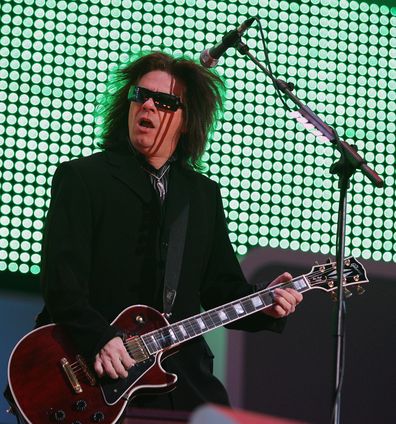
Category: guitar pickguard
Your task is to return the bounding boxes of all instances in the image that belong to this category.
[100,355,156,405]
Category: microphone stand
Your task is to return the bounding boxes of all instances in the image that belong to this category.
[236,40,383,423]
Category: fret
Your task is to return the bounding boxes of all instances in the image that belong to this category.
[167,326,180,343]
[149,334,161,351]
[281,282,294,291]
[291,277,308,291]
[191,319,202,335]
[184,318,200,336]
[142,337,155,354]
[201,313,216,329]
[156,329,173,349]
[196,317,206,331]
[224,305,238,321]
[179,320,193,338]
[232,303,245,316]
[175,324,188,340]
[217,309,228,322]
[241,298,255,314]
[259,292,273,307]
[250,295,264,308]
[208,310,222,326]
[169,325,180,342]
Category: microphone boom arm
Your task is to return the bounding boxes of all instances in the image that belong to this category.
[237,41,383,187]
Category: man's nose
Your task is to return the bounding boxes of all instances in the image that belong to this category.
[142,97,156,111]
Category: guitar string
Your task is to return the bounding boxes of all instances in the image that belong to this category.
[68,270,354,371]
[144,288,364,354]
[142,268,365,347]
[145,293,275,350]
[144,287,348,353]
[131,267,365,355]
[140,269,365,354]
[71,267,364,363]
[140,274,298,348]
[68,272,325,370]
[142,269,348,345]
[69,270,363,364]
[141,291,283,353]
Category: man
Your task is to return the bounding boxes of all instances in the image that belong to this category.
[40,52,303,411]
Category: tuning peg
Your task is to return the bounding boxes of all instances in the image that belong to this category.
[344,288,352,298]
[330,291,337,302]
[356,285,366,295]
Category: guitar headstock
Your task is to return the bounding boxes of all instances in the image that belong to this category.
[305,256,369,298]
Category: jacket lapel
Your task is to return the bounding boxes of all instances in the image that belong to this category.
[105,149,191,229]
[105,150,152,203]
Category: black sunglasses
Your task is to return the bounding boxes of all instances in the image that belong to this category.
[128,86,183,112]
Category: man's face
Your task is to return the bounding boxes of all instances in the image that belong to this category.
[128,70,185,166]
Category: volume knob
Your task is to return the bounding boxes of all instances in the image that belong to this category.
[53,409,66,421]
[92,411,105,422]
[74,399,87,411]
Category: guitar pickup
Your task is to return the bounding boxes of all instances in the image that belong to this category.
[127,336,149,363]
[76,355,96,386]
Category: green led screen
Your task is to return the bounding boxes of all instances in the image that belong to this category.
[0,0,395,277]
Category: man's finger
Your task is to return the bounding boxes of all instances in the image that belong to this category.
[275,304,287,317]
[94,357,104,377]
[269,272,293,287]
[120,351,135,369]
[112,357,129,379]
[273,289,297,314]
[102,358,119,380]
[274,288,296,306]
[285,288,303,304]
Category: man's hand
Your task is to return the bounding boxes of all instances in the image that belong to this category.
[94,336,135,379]
[262,272,303,318]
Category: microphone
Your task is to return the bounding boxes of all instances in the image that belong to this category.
[200,17,256,68]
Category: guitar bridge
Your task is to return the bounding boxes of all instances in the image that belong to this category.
[60,357,82,394]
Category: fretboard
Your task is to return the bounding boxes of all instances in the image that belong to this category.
[141,274,311,355]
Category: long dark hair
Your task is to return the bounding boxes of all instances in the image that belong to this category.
[96,51,225,169]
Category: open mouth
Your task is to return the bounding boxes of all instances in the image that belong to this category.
[138,118,155,128]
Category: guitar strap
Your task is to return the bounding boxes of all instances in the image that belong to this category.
[162,201,189,317]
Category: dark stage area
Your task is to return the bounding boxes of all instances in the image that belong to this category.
[226,248,396,423]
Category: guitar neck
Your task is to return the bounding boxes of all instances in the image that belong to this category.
[141,274,311,355]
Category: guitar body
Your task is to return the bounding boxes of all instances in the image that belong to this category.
[8,305,178,424]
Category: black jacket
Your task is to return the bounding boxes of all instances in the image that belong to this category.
[40,149,284,410]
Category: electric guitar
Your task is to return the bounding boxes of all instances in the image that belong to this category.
[8,257,368,424]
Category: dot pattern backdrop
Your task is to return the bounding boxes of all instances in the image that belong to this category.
[0,0,395,278]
